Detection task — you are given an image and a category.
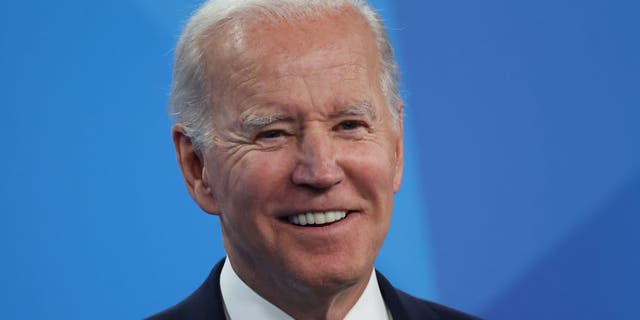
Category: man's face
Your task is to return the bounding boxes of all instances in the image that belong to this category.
[197,8,403,291]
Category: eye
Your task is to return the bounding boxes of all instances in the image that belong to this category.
[335,120,368,131]
[256,129,286,140]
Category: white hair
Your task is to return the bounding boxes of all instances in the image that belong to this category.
[169,0,401,151]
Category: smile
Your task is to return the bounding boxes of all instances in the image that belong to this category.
[287,211,348,226]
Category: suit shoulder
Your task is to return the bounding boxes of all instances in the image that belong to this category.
[376,270,481,320]
[146,303,188,320]
[146,260,227,320]
[395,289,482,320]
[146,284,220,320]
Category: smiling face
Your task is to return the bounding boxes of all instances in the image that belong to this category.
[184,7,403,297]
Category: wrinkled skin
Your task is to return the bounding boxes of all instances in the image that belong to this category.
[173,7,403,320]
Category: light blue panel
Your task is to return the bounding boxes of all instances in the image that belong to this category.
[1,1,222,318]
[369,0,438,301]
[0,0,434,318]
[130,0,200,35]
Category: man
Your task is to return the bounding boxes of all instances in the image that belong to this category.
[150,0,479,319]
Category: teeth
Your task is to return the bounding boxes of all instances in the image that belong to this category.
[325,211,335,222]
[299,214,307,225]
[288,211,348,226]
[306,212,314,224]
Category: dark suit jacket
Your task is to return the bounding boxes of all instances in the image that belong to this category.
[148,259,480,320]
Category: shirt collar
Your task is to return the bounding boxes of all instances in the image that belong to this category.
[220,258,391,320]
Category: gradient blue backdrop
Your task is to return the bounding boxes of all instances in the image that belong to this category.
[1,0,638,319]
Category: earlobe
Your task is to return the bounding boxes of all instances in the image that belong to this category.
[172,124,220,215]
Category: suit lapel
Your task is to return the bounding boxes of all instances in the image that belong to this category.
[376,270,440,320]
[184,258,228,320]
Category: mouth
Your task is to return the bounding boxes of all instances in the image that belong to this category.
[284,211,350,227]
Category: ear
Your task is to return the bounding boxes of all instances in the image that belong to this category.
[393,106,404,193]
[172,124,220,215]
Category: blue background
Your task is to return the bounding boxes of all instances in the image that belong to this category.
[1,0,638,318]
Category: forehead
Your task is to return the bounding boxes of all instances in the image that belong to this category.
[201,7,382,111]
[240,7,377,62]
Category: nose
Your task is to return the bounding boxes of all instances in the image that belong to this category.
[291,130,345,190]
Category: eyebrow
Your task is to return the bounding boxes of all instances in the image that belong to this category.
[238,101,377,132]
[333,101,378,120]
[240,113,292,133]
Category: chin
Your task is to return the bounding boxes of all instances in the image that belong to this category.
[283,253,372,292]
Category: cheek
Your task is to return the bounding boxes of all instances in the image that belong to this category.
[216,151,295,254]
[222,151,294,213]
[345,142,397,182]
[341,143,398,209]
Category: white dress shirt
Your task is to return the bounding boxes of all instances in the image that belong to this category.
[220,258,392,319]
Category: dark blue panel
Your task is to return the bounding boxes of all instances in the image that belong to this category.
[483,176,640,319]
[395,0,640,314]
